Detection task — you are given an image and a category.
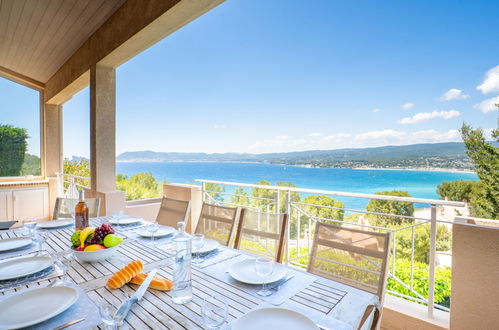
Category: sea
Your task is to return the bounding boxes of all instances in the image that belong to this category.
[116,162,478,210]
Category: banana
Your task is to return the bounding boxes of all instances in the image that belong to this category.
[80,227,95,248]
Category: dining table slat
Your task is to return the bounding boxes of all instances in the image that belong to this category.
[0,217,379,329]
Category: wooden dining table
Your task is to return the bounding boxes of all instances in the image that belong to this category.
[0,217,378,329]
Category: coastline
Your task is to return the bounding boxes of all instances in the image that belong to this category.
[351,167,475,174]
[117,160,476,174]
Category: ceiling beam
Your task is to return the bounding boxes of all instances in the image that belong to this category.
[0,65,45,91]
[44,0,225,104]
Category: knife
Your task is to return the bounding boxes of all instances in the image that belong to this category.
[269,274,294,290]
[114,268,157,324]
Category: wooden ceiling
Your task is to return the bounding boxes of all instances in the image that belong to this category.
[0,0,126,86]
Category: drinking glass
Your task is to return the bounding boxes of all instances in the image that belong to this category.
[55,250,75,284]
[98,301,119,330]
[147,221,159,247]
[192,234,205,263]
[201,295,228,329]
[255,257,274,296]
[24,220,37,237]
[34,231,48,256]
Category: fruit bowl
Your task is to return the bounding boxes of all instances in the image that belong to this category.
[73,244,120,263]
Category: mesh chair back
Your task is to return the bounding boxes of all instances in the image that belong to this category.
[53,197,100,219]
[308,222,391,300]
[195,203,238,246]
[156,197,191,228]
[234,209,288,262]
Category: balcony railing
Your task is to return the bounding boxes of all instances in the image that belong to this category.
[56,173,90,199]
[196,179,498,318]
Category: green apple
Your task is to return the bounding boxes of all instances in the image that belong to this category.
[103,234,123,248]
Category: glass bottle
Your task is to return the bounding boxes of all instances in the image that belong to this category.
[172,221,192,304]
[75,190,89,230]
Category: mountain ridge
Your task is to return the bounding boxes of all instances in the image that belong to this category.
[116,142,474,170]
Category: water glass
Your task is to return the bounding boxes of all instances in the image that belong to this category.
[24,220,37,237]
[112,211,124,220]
[147,221,159,246]
[192,234,205,263]
[255,257,274,296]
[98,301,119,330]
[34,231,48,256]
[55,250,75,284]
[201,295,228,329]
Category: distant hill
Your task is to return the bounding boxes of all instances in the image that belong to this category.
[117,142,474,170]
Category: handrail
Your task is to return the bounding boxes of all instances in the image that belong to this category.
[196,179,466,207]
[56,172,90,181]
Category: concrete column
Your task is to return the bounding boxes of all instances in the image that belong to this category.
[163,183,203,233]
[90,63,116,192]
[89,63,125,215]
[44,104,63,177]
[43,103,63,218]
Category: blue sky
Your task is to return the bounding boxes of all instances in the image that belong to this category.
[2,0,499,158]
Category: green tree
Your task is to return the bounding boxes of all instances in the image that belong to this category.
[300,195,345,220]
[63,159,91,188]
[251,180,276,210]
[21,154,41,176]
[276,181,301,213]
[204,182,226,202]
[116,172,165,201]
[460,119,499,218]
[0,125,29,176]
[436,180,479,202]
[230,187,250,206]
[366,190,414,226]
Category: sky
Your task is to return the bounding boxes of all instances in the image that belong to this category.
[2,0,499,158]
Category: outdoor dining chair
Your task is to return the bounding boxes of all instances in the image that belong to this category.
[308,222,391,330]
[194,202,239,246]
[234,208,288,263]
[156,196,191,228]
[53,197,101,219]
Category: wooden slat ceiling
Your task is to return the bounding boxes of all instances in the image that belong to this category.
[0,0,126,84]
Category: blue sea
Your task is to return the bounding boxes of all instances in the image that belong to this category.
[117,162,478,210]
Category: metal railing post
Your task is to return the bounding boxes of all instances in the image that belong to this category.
[428,205,437,317]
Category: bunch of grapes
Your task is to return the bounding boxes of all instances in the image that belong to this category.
[90,224,115,244]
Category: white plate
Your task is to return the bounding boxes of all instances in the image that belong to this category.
[0,237,32,252]
[109,217,142,225]
[0,286,79,329]
[232,308,319,330]
[0,256,54,281]
[228,259,287,285]
[192,239,219,254]
[36,219,74,229]
[136,226,175,238]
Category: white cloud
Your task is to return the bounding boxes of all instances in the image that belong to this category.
[398,110,460,124]
[371,108,381,113]
[309,133,322,137]
[247,129,471,153]
[473,95,499,113]
[401,102,414,110]
[477,65,499,94]
[440,89,469,101]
